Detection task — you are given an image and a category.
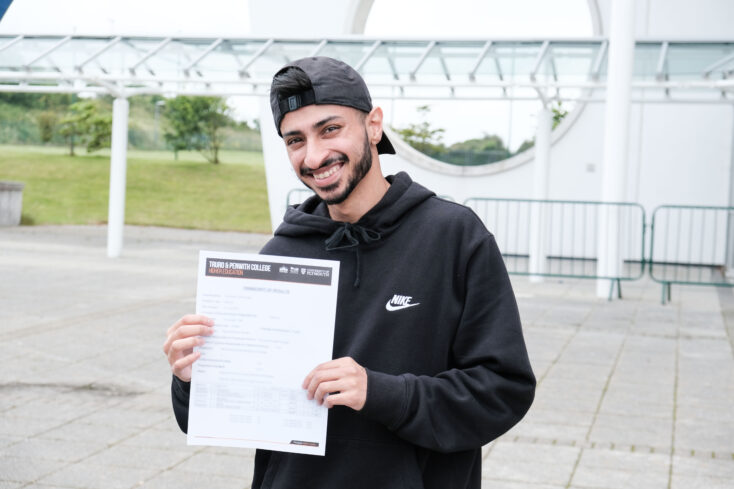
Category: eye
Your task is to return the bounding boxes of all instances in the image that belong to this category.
[323,125,340,134]
[286,136,303,146]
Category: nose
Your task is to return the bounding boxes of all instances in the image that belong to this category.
[303,138,329,171]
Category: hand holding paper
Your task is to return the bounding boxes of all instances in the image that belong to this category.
[163,314,215,382]
[302,356,368,410]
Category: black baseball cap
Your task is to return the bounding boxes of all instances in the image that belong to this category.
[270,56,396,155]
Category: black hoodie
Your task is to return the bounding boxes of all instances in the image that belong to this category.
[172,172,535,489]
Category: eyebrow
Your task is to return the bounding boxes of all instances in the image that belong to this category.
[282,115,343,138]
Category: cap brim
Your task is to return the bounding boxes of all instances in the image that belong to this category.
[376,131,396,155]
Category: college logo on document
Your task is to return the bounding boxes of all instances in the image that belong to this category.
[385,294,421,312]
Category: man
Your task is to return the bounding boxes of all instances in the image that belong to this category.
[163,56,535,489]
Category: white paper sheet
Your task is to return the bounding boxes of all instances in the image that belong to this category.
[187,251,340,456]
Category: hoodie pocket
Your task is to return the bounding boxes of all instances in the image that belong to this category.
[264,437,424,489]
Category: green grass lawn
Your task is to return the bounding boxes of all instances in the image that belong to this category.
[0,145,272,233]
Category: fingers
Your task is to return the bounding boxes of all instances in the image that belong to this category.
[163,316,214,354]
[166,314,214,336]
[163,314,214,382]
[171,350,202,379]
[167,335,203,362]
[301,357,352,389]
[302,357,367,411]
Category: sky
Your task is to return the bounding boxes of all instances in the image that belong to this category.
[0,0,593,149]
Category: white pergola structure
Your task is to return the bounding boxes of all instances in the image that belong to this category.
[1,29,733,292]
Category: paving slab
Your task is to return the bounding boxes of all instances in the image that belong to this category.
[570,449,670,489]
[2,225,734,489]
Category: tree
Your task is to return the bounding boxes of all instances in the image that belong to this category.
[36,111,57,143]
[392,105,446,155]
[86,113,112,152]
[58,101,93,156]
[448,133,508,153]
[443,133,511,165]
[515,138,535,153]
[57,100,112,156]
[163,96,232,164]
[551,101,568,129]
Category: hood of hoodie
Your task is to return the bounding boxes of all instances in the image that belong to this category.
[273,172,435,288]
[274,172,435,243]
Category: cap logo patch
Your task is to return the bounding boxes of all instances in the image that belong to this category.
[287,95,300,111]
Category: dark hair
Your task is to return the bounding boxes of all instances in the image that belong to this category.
[271,66,313,102]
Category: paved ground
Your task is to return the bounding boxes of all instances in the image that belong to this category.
[1,225,733,489]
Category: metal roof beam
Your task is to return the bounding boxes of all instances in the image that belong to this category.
[238,39,274,78]
[309,39,328,57]
[0,35,23,54]
[438,50,451,81]
[386,52,399,81]
[655,41,669,81]
[130,37,172,75]
[529,40,550,82]
[468,41,492,81]
[410,41,436,81]
[590,40,608,81]
[703,50,734,78]
[76,36,122,73]
[23,36,71,69]
[355,40,381,72]
[494,54,504,81]
[184,38,223,76]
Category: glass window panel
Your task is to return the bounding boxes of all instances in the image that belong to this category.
[89,38,157,77]
[541,42,599,83]
[318,41,377,70]
[247,41,320,78]
[359,42,426,81]
[0,37,73,72]
[410,42,487,80]
[192,40,247,77]
[666,43,734,79]
[435,42,490,78]
[632,42,660,80]
[136,38,210,78]
[488,42,543,81]
[370,41,434,78]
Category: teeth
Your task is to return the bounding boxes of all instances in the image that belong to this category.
[314,165,340,180]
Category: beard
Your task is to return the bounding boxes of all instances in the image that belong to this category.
[300,132,373,205]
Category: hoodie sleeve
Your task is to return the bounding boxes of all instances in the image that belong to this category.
[359,234,536,453]
[170,375,191,433]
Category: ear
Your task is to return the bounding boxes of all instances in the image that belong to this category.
[365,107,384,146]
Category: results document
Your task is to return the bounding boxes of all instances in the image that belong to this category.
[187,251,340,456]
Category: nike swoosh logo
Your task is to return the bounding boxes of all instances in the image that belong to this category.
[385,301,421,312]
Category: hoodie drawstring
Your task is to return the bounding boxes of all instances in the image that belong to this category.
[324,223,381,287]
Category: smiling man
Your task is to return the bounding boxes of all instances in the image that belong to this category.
[164,56,535,489]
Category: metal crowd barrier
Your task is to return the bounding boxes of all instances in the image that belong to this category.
[465,198,647,300]
[649,205,734,304]
[283,191,734,305]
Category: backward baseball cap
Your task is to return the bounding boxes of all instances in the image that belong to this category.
[269,56,395,155]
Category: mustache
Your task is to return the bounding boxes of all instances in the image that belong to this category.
[300,154,348,176]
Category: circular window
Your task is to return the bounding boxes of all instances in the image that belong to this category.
[363,0,597,167]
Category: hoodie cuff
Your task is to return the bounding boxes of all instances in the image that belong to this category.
[172,375,191,400]
[359,369,407,430]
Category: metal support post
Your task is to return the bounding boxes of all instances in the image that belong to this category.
[107,97,129,258]
[596,0,635,298]
[529,106,552,282]
[727,109,734,277]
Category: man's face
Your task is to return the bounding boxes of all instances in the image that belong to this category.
[280,104,373,205]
